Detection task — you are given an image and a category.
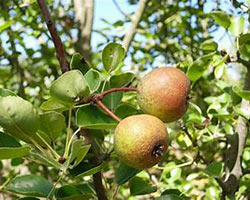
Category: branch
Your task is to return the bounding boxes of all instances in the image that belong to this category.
[112,0,130,19]
[80,129,108,200]
[95,100,121,122]
[219,58,250,195]
[73,0,94,62]
[95,87,137,100]
[123,0,148,52]
[37,0,70,73]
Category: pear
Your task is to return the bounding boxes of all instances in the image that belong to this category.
[114,114,168,169]
[137,67,190,122]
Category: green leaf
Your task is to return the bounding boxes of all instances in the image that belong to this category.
[110,72,135,87]
[6,175,53,197]
[115,162,141,185]
[74,145,91,167]
[84,69,101,93]
[0,20,14,33]
[70,53,90,75]
[201,40,218,51]
[0,88,16,97]
[102,42,125,72]
[0,145,30,160]
[239,33,250,60]
[214,63,226,79]
[76,105,117,129]
[233,86,250,101]
[0,96,39,143]
[50,70,90,106]
[56,185,82,198]
[39,111,65,141]
[157,194,185,200]
[68,139,84,164]
[204,162,223,177]
[0,132,21,147]
[228,17,245,37]
[75,164,103,179]
[129,177,157,196]
[30,150,62,169]
[115,104,139,118]
[187,52,215,82]
[18,198,40,200]
[209,11,231,29]
[40,98,67,112]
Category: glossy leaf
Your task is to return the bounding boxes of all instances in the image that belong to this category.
[50,70,90,106]
[0,20,14,33]
[109,72,135,87]
[157,194,185,200]
[239,33,250,59]
[187,52,215,82]
[39,111,65,141]
[115,103,139,118]
[201,40,218,51]
[73,144,91,167]
[102,42,125,72]
[6,175,53,197]
[0,146,30,160]
[115,162,141,185]
[70,53,90,75]
[129,177,157,195]
[228,17,244,37]
[84,69,101,93]
[233,86,250,101]
[76,105,117,129]
[0,132,21,147]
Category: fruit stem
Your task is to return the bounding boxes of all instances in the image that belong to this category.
[95,99,121,122]
[96,87,137,100]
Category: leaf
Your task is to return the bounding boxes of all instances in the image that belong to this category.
[39,111,65,141]
[0,141,30,160]
[156,194,185,200]
[55,185,82,198]
[115,162,141,185]
[70,53,90,75]
[50,70,90,106]
[209,11,231,29]
[29,150,62,169]
[228,17,245,37]
[233,86,250,101]
[0,20,14,33]
[18,198,40,200]
[102,42,125,72]
[115,104,139,118]
[129,177,157,196]
[201,40,218,51]
[73,145,91,167]
[0,96,39,143]
[204,162,223,177]
[0,88,16,97]
[75,164,103,178]
[239,33,250,60]
[76,105,117,129]
[0,132,21,147]
[214,63,226,79]
[187,52,215,82]
[6,175,53,197]
[40,98,67,112]
[109,72,135,87]
[68,139,84,164]
[84,69,101,93]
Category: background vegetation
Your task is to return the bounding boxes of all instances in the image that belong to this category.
[0,0,250,199]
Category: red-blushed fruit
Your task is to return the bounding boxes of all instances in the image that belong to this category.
[137,67,190,123]
[114,114,168,169]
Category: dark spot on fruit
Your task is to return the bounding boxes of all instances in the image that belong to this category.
[152,144,164,157]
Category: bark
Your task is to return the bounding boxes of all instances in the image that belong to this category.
[123,0,148,52]
[74,0,94,62]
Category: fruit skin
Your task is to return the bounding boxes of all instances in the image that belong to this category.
[114,114,168,169]
[137,67,190,123]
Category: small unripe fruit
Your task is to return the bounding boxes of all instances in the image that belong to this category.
[137,67,190,122]
[114,114,168,169]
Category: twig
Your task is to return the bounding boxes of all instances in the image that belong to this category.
[96,87,137,100]
[37,0,70,73]
[80,129,108,200]
[112,0,130,19]
[123,0,148,52]
[95,99,121,122]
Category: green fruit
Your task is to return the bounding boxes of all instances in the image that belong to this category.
[137,67,190,122]
[114,114,168,169]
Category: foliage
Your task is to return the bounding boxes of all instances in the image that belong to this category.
[0,0,250,200]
